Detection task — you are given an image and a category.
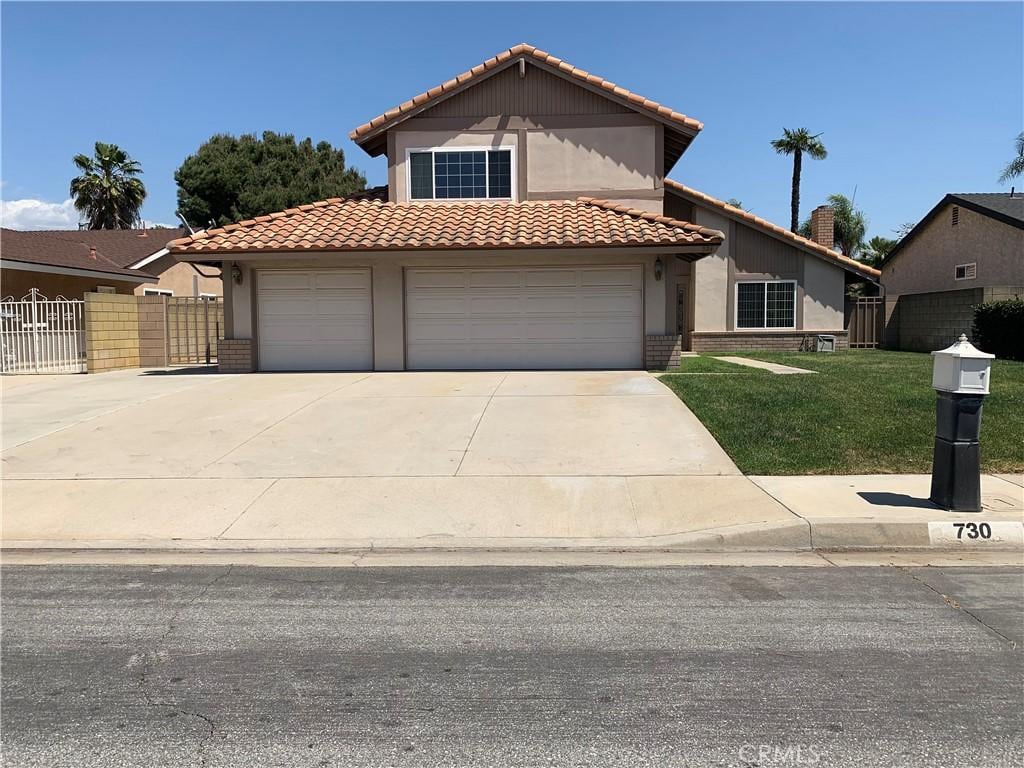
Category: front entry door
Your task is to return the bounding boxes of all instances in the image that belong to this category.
[675,284,690,351]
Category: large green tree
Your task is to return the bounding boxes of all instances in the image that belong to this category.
[771,128,828,232]
[175,132,366,227]
[69,142,147,230]
[998,132,1024,183]
[798,193,868,258]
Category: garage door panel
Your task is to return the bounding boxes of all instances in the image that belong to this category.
[468,270,521,288]
[524,270,577,288]
[406,266,642,370]
[258,269,372,371]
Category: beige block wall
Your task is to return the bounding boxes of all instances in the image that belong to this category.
[882,203,1024,295]
[137,295,168,367]
[134,256,222,297]
[221,249,671,372]
[84,293,141,373]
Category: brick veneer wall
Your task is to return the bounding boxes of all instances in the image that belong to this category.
[645,334,684,369]
[137,295,168,368]
[84,293,141,372]
[691,331,849,352]
[218,339,254,373]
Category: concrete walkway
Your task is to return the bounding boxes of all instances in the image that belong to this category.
[713,356,817,374]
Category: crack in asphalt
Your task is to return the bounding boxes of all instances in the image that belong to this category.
[895,565,1018,649]
[135,565,235,765]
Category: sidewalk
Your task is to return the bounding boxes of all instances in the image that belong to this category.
[3,473,1021,554]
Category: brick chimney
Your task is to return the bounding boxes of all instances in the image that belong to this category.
[810,205,834,249]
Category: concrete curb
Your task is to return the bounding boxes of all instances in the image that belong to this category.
[4,518,1021,554]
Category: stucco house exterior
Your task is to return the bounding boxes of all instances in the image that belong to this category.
[0,228,221,300]
[881,192,1024,351]
[170,43,879,373]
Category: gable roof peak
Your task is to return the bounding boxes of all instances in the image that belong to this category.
[349,43,703,151]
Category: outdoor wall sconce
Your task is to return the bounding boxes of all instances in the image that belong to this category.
[231,264,243,285]
[654,256,663,281]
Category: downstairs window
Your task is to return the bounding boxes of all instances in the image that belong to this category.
[736,280,797,329]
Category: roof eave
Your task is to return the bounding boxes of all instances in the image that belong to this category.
[664,181,880,281]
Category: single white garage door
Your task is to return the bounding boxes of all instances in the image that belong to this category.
[405,266,643,370]
[257,269,372,371]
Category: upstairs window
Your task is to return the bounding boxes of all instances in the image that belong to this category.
[954,263,977,281]
[408,148,514,200]
[736,280,797,329]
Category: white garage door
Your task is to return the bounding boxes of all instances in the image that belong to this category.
[257,269,372,371]
[405,266,643,370]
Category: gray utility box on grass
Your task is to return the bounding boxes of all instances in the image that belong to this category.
[816,334,836,353]
[928,334,994,512]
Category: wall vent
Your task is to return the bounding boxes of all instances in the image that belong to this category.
[951,206,960,226]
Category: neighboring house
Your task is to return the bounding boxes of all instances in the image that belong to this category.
[881,193,1024,352]
[170,43,879,373]
[0,228,222,300]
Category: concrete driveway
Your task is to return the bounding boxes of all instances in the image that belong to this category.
[1,369,799,549]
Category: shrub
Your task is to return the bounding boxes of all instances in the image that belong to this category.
[972,299,1024,360]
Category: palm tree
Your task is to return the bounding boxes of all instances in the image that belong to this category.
[771,128,828,232]
[859,235,898,268]
[69,142,146,229]
[998,132,1024,183]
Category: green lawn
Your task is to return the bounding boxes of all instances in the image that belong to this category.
[659,350,1024,475]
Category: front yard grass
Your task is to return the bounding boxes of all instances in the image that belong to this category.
[659,350,1024,475]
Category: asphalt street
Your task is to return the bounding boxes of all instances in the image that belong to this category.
[1,565,1021,767]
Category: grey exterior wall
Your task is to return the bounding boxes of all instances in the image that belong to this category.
[883,285,1024,353]
[881,203,1024,296]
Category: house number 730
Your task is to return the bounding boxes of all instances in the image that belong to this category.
[953,522,992,539]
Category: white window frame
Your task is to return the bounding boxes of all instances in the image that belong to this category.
[198,292,219,299]
[954,263,977,281]
[405,145,516,202]
[143,288,173,296]
[734,279,798,330]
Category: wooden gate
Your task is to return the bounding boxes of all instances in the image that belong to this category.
[848,296,884,348]
[167,297,223,365]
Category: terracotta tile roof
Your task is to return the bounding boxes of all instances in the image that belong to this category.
[663,179,882,280]
[349,43,703,143]
[168,198,724,255]
[0,228,160,279]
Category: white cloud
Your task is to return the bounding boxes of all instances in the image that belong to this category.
[0,197,81,230]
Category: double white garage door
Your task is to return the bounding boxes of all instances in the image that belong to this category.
[257,266,642,371]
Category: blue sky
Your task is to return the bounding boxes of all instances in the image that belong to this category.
[2,1,1021,238]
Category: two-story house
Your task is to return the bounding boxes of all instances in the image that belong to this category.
[170,44,879,372]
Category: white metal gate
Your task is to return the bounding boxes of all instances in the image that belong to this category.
[1,289,86,374]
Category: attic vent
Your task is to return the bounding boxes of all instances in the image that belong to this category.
[951,206,959,226]
[954,263,977,281]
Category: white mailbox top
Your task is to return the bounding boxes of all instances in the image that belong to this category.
[931,334,995,394]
